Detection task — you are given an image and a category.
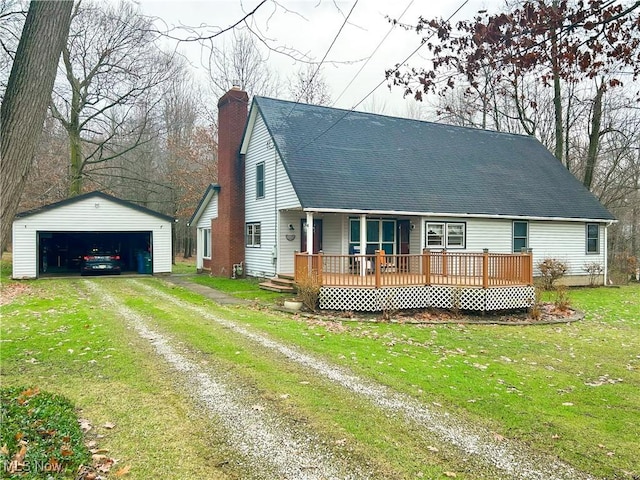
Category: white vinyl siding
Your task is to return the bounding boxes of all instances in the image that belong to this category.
[244,113,302,277]
[12,196,172,278]
[195,194,217,229]
[529,221,605,276]
[194,193,217,270]
[423,217,605,278]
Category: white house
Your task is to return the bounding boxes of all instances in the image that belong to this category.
[190,88,616,311]
[12,191,174,279]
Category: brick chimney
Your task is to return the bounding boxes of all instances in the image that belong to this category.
[211,86,249,276]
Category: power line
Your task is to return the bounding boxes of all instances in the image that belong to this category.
[289,0,470,156]
[331,0,414,107]
[276,0,359,128]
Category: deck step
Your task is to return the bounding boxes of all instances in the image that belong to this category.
[259,274,296,294]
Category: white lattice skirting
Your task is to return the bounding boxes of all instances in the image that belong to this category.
[319,285,535,312]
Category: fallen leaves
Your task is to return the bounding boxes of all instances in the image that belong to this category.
[0,282,32,305]
[75,419,131,479]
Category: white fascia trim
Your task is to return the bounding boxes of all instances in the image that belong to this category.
[302,208,617,224]
[239,105,259,154]
[188,190,216,227]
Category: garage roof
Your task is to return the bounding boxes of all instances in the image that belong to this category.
[16,191,175,221]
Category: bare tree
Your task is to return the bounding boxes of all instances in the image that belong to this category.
[206,30,280,100]
[287,64,332,106]
[49,0,178,197]
[0,0,73,252]
[0,0,26,97]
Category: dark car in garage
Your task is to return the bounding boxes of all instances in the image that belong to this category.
[81,248,121,275]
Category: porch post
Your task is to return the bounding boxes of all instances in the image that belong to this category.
[423,248,431,285]
[196,228,203,272]
[482,248,489,289]
[305,211,314,254]
[359,214,367,276]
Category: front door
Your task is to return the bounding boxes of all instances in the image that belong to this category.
[301,219,323,253]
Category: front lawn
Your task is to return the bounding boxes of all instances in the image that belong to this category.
[123,279,640,478]
[2,268,638,478]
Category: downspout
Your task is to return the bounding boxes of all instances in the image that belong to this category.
[604,221,613,285]
[273,144,278,272]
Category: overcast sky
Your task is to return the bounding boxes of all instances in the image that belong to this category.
[138,0,500,115]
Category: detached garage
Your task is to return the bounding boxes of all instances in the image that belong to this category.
[12,191,174,279]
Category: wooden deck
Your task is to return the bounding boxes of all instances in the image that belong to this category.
[294,250,534,289]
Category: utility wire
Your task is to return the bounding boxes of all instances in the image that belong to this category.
[276,0,359,130]
[289,0,469,156]
[331,0,414,107]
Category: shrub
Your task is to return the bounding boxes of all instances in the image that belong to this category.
[582,262,603,287]
[295,270,321,312]
[538,258,568,290]
[554,285,571,311]
[529,288,542,320]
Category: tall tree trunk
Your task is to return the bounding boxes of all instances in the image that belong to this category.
[0,1,74,252]
[69,129,83,197]
[583,83,605,190]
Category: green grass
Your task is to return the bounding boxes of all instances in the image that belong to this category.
[2,271,638,479]
[171,256,197,274]
[141,280,640,478]
[0,255,13,283]
[189,275,286,302]
[0,387,91,479]
[0,279,233,480]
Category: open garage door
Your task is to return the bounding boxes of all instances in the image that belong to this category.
[38,231,152,276]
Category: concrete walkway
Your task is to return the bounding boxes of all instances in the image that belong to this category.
[163,275,252,306]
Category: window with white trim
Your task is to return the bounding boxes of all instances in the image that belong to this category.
[426,222,466,249]
[246,222,261,247]
[513,221,528,252]
[203,228,211,258]
[256,162,265,198]
[586,223,600,254]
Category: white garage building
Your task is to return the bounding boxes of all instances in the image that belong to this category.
[12,191,174,279]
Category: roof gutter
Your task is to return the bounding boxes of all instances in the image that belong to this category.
[302,207,617,224]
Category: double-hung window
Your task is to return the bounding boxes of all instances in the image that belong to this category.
[246,222,261,247]
[586,223,600,254]
[426,222,466,249]
[202,228,211,258]
[256,162,265,199]
[513,221,528,252]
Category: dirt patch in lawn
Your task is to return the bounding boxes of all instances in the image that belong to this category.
[0,282,33,306]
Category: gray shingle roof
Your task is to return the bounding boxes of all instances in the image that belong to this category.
[253,96,615,221]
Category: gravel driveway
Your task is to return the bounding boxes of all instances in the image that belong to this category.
[87,279,598,480]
